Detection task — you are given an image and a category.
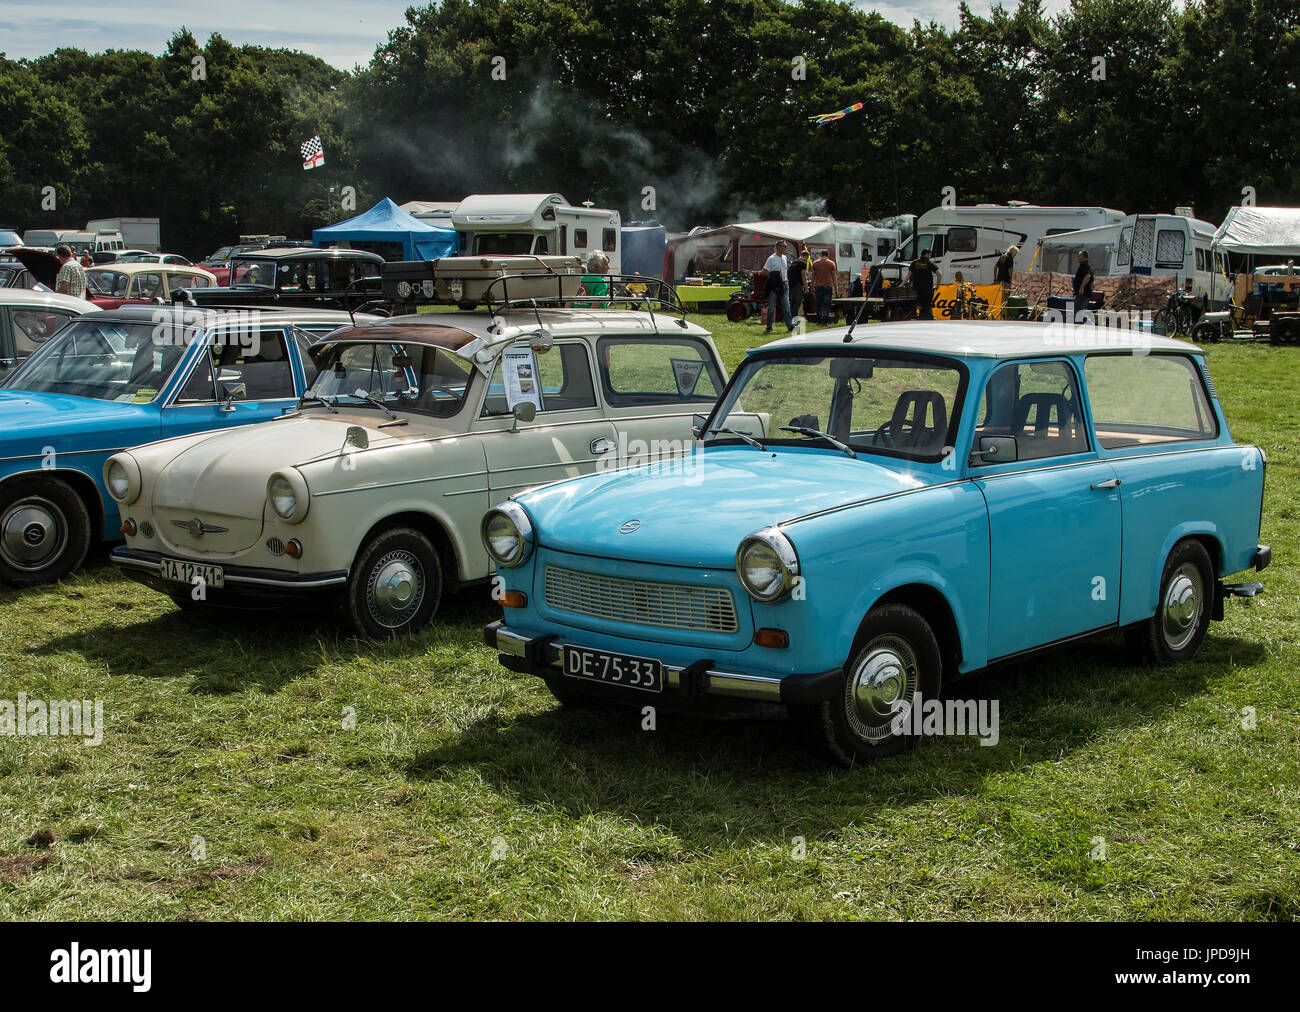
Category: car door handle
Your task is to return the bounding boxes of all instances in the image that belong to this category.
[1090,478,1122,491]
[591,437,616,455]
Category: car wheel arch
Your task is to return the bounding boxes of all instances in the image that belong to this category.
[0,467,105,540]
[865,582,963,682]
[355,510,462,592]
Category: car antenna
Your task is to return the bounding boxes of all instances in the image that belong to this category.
[843,299,869,342]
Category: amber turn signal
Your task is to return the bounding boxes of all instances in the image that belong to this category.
[284,539,303,559]
[754,627,789,649]
[120,519,137,536]
[502,590,528,608]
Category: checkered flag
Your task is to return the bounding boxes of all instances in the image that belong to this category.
[301,135,325,170]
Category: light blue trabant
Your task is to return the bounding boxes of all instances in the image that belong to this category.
[482,322,1270,764]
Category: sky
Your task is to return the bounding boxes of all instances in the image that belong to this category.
[0,0,1076,70]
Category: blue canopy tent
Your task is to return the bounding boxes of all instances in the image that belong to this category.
[314,198,458,261]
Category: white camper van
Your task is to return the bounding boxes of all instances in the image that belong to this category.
[889,203,1125,284]
[1036,210,1219,299]
[452,194,622,272]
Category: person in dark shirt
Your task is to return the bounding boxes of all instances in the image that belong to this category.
[994,244,1018,285]
[787,245,808,321]
[1072,249,1095,322]
[909,249,940,320]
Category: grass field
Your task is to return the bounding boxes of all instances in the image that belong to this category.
[1,314,1297,921]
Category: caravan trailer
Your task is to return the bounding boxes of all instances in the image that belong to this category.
[452,194,622,272]
[1036,211,1219,299]
[889,203,1125,284]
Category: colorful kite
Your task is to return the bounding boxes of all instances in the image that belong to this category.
[809,102,864,128]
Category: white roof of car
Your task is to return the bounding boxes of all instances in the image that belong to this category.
[89,262,216,280]
[0,289,101,313]
[761,320,1199,358]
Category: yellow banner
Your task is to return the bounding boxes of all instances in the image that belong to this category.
[932,283,1005,320]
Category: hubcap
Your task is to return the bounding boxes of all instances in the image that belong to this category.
[1161,561,1203,651]
[0,496,68,572]
[365,550,425,628]
[845,634,918,744]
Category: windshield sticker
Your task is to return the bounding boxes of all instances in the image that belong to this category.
[671,358,705,398]
[131,389,156,402]
[501,347,543,411]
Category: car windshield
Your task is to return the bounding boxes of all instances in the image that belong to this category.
[3,319,191,401]
[709,351,965,461]
[308,342,474,418]
[228,258,277,287]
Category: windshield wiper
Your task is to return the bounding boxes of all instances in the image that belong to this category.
[779,425,857,458]
[706,425,765,450]
[297,392,337,413]
[350,390,397,419]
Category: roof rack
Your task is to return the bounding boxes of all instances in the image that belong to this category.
[378,256,688,320]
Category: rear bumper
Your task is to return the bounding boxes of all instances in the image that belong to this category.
[111,546,347,603]
[1253,544,1271,571]
[484,620,842,708]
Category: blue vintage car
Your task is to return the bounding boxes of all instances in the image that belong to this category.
[0,305,366,586]
[482,322,1270,764]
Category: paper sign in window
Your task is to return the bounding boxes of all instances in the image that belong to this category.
[502,347,543,410]
[671,358,705,398]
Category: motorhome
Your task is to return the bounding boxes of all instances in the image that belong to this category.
[1036,210,1219,299]
[888,203,1125,284]
[452,194,622,271]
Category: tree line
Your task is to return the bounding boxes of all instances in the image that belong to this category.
[1,0,1296,258]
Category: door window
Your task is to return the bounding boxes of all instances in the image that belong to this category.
[211,329,295,400]
[595,336,724,407]
[11,309,74,355]
[481,342,597,415]
[976,360,1089,462]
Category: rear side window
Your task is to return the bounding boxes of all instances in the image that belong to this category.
[1084,354,1217,448]
[596,336,724,407]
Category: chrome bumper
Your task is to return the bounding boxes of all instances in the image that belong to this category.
[111,547,348,589]
[484,620,841,705]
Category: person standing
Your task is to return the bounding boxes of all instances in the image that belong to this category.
[787,244,808,322]
[909,248,940,320]
[811,248,838,324]
[55,245,87,299]
[994,245,1017,285]
[79,248,94,269]
[1072,249,1094,323]
[762,241,793,334]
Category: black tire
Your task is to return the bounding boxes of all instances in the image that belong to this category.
[1127,540,1214,665]
[344,527,442,638]
[808,603,942,766]
[1192,321,1220,344]
[0,475,93,587]
[726,298,750,322]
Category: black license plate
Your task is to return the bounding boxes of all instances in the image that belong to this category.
[562,645,663,692]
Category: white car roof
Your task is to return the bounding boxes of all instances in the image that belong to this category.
[759,320,1199,358]
[0,289,101,313]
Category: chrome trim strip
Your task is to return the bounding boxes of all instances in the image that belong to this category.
[443,487,490,497]
[781,478,968,526]
[0,447,127,465]
[488,627,783,701]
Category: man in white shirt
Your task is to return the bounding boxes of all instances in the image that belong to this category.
[55,245,88,300]
[762,241,793,334]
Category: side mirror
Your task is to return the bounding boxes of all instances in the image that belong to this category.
[972,435,1017,464]
[511,400,536,432]
[691,413,708,439]
[344,425,369,450]
[219,381,246,412]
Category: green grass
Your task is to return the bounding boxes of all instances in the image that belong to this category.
[1,315,1298,921]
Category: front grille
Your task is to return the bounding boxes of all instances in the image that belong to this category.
[544,566,739,634]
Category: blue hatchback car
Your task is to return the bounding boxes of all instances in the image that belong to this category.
[482,322,1270,764]
[0,305,363,586]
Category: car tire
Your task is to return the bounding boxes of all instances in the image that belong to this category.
[0,476,92,587]
[810,603,942,766]
[344,527,442,638]
[726,298,750,322]
[1128,540,1214,665]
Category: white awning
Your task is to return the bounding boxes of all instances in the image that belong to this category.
[1212,206,1300,257]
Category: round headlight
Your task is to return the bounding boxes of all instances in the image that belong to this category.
[103,454,141,505]
[736,528,799,602]
[266,469,309,524]
[481,502,533,568]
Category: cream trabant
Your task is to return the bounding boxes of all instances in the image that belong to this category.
[106,307,728,636]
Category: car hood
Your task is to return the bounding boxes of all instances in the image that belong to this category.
[0,389,158,455]
[517,447,932,568]
[144,412,432,516]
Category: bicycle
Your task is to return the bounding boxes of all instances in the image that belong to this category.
[1153,290,1205,336]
